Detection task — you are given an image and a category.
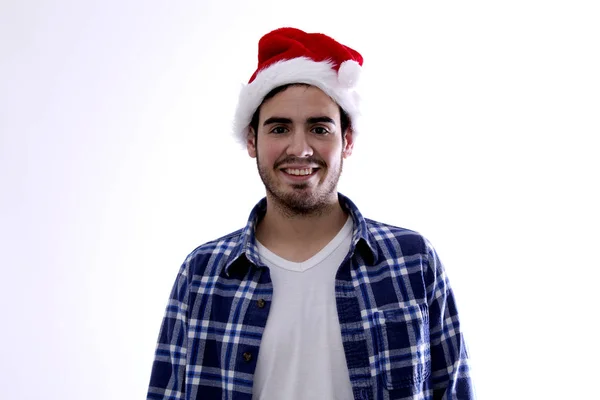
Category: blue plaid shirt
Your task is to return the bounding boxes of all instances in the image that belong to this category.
[147,194,474,400]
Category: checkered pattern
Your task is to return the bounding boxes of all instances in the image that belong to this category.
[147,194,474,400]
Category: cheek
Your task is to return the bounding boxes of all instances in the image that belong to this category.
[318,145,344,164]
[257,142,280,165]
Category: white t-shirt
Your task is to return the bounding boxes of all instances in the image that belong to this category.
[252,216,355,400]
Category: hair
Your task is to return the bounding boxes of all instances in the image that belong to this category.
[249,83,351,140]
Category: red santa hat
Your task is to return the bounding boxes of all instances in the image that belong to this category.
[233,27,364,145]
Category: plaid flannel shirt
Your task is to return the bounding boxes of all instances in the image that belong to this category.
[147,194,474,400]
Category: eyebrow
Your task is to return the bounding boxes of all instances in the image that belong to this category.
[263,116,336,126]
[263,117,292,126]
[307,116,336,125]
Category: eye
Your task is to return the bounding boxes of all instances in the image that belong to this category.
[270,126,289,134]
[312,126,330,135]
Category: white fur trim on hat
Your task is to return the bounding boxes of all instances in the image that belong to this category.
[233,57,361,146]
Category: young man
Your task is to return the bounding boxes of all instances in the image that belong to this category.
[147,28,474,400]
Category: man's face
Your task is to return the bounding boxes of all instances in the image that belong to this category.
[247,85,354,215]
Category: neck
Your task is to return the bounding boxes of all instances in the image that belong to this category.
[256,193,348,252]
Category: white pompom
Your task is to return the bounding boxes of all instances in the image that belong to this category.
[337,60,361,88]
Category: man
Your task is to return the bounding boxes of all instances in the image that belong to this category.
[147,27,474,400]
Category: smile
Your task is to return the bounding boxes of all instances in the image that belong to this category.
[282,168,316,176]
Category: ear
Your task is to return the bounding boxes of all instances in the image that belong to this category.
[342,128,354,158]
[247,128,257,158]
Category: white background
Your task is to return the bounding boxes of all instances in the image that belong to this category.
[1,1,599,399]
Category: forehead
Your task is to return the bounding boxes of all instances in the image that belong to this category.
[259,85,340,121]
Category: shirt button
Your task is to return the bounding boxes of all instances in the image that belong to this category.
[257,299,266,308]
[243,352,252,362]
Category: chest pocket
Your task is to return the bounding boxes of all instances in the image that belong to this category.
[370,303,431,390]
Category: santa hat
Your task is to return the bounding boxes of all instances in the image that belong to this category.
[233,27,364,145]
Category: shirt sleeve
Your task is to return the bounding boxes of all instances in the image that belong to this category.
[424,239,475,399]
[147,263,189,400]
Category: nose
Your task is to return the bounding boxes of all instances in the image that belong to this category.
[286,130,313,158]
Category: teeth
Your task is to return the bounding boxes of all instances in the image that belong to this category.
[285,168,313,176]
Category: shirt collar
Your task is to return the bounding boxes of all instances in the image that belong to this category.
[224,193,378,276]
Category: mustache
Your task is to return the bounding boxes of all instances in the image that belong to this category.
[274,157,326,168]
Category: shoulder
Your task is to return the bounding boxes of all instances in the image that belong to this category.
[363,218,444,288]
[363,218,431,258]
[180,228,246,278]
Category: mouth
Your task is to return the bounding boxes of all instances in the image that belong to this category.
[279,167,320,180]
[282,167,318,176]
